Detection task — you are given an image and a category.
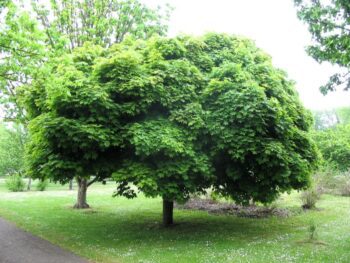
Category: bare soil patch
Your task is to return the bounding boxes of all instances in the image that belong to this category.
[176,198,293,218]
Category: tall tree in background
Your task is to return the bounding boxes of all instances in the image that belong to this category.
[312,106,350,130]
[1,0,171,122]
[0,2,46,123]
[313,109,339,130]
[24,44,122,208]
[0,123,26,176]
[336,107,350,125]
[294,0,350,94]
[31,0,171,51]
[1,0,171,202]
[312,125,350,171]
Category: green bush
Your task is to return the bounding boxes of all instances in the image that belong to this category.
[339,176,350,196]
[301,187,321,209]
[36,179,49,191]
[314,168,350,196]
[5,174,25,192]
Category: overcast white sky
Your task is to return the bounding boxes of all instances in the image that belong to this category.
[145,0,350,110]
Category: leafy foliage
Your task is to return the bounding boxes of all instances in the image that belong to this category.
[294,0,350,93]
[5,173,25,192]
[312,125,350,171]
[95,37,214,202]
[24,44,121,184]
[199,34,319,204]
[107,34,317,204]
[0,3,46,122]
[0,0,170,123]
[335,106,350,125]
[0,123,26,176]
[24,33,318,205]
[36,179,49,191]
[31,0,171,51]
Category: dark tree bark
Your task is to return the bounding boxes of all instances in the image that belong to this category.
[73,177,89,209]
[69,179,73,190]
[162,199,174,226]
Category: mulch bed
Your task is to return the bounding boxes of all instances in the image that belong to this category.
[175,198,292,218]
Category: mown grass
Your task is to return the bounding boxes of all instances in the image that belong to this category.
[0,181,349,263]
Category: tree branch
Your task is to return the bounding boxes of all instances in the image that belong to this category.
[87,176,99,187]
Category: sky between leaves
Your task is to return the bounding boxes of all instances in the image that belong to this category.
[144,0,350,110]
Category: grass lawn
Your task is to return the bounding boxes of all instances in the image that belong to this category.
[0,181,349,263]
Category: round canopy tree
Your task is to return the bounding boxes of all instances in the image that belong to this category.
[96,34,318,225]
[23,33,318,224]
[23,43,123,208]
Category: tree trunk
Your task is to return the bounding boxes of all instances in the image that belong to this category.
[73,177,89,209]
[27,178,32,191]
[162,199,174,226]
[69,180,73,190]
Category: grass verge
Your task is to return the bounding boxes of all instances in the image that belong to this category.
[0,182,349,262]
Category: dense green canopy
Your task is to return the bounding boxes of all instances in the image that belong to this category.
[199,34,319,203]
[312,125,350,171]
[24,44,121,184]
[105,34,318,204]
[0,123,25,176]
[23,33,318,217]
[95,37,214,202]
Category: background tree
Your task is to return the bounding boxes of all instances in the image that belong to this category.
[3,0,171,203]
[294,0,350,93]
[0,123,26,176]
[0,2,46,123]
[24,44,122,208]
[312,109,339,130]
[31,0,171,51]
[1,0,171,121]
[335,106,350,125]
[312,125,350,171]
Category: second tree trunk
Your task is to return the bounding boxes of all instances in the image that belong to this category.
[162,199,174,226]
[74,177,89,209]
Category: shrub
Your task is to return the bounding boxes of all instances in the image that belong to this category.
[5,174,25,192]
[300,187,321,209]
[313,167,338,194]
[339,177,350,196]
[36,179,49,191]
[313,168,350,196]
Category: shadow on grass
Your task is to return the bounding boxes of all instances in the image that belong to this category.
[57,203,301,247]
